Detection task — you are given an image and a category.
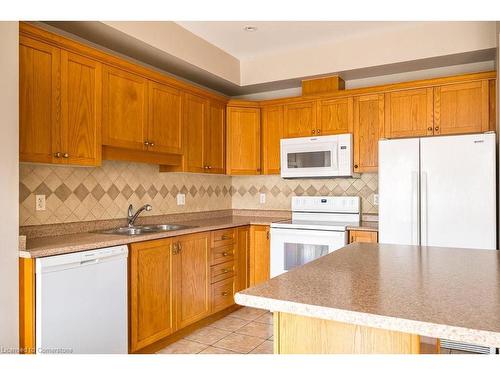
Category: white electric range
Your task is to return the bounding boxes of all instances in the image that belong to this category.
[270,196,360,277]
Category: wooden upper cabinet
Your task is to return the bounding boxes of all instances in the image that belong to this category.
[384,88,433,139]
[184,93,208,173]
[174,233,211,329]
[317,97,353,136]
[60,51,102,166]
[147,82,182,154]
[284,101,317,137]
[434,80,490,136]
[129,239,175,352]
[19,36,60,164]
[102,65,148,150]
[205,101,226,174]
[226,106,261,175]
[353,94,384,173]
[261,105,284,175]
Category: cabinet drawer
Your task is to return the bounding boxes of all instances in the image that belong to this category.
[211,244,235,265]
[211,277,235,313]
[211,228,236,247]
[211,260,235,284]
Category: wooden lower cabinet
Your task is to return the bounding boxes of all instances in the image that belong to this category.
[348,230,378,244]
[236,226,250,292]
[173,232,211,329]
[129,238,175,352]
[249,225,271,286]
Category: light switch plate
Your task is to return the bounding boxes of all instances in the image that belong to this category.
[259,193,266,204]
[373,194,379,206]
[35,194,46,211]
[177,193,185,206]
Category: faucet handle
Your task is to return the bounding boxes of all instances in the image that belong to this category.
[127,204,133,218]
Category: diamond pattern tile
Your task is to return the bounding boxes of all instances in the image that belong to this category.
[20,160,377,226]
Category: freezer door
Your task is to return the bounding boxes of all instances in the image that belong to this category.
[379,138,420,245]
[420,133,496,249]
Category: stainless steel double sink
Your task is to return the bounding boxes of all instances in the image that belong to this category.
[98,223,195,236]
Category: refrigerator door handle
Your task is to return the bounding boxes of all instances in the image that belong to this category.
[421,171,428,246]
[411,171,420,245]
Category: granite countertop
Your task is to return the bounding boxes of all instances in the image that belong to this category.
[235,243,500,348]
[21,215,288,259]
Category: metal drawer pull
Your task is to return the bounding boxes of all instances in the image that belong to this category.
[221,268,229,273]
[221,235,231,240]
[221,291,228,296]
[63,153,69,158]
[54,152,62,158]
[222,252,229,257]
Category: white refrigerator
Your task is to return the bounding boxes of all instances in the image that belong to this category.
[379,133,497,354]
[379,133,496,250]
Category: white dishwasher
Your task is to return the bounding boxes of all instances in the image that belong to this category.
[36,245,128,354]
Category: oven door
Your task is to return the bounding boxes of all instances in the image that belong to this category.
[270,228,347,278]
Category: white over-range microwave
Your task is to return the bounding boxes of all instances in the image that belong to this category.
[280,134,353,178]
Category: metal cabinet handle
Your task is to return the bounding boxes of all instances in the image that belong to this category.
[178,242,182,251]
[312,129,316,134]
[354,164,359,169]
[222,252,229,257]
[144,141,150,146]
[208,165,212,169]
[63,153,69,158]
[54,152,62,158]
[221,269,229,274]
[149,142,154,147]
[221,291,228,296]
[434,127,440,132]
[204,165,209,170]
[427,127,433,131]
[317,129,321,134]
[266,231,270,240]
[221,234,231,240]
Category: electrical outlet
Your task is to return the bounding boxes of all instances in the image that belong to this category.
[373,194,379,206]
[35,194,46,211]
[259,193,266,204]
[176,193,185,206]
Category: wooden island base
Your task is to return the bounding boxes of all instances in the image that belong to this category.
[273,312,440,354]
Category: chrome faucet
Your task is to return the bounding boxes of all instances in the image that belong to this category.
[127,204,152,227]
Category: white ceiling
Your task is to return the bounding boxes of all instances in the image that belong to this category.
[175,21,422,59]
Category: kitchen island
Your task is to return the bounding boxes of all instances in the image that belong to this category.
[235,243,500,354]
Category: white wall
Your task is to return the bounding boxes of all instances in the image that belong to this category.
[241,22,496,85]
[0,21,19,350]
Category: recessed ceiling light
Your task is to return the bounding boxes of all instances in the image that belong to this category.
[243,26,258,32]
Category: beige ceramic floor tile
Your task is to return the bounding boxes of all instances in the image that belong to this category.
[156,339,208,354]
[254,312,273,324]
[199,346,238,354]
[236,321,273,339]
[209,316,249,332]
[184,326,230,345]
[228,307,267,321]
[213,333,265,354]
[249,340,274,354]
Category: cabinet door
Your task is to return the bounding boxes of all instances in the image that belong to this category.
[174,233,211,329]
[353,94,384,173]
[129,239,175,352]
[317,97,353,135]
[434,81,489,135]
[102,65,147,150]
[249,225,270,286]
[184,93,209,173]
[205,101,226,174]
[147,82,182,154]
[261,105,284,175]
[235,226,250,292]
[60,51,102,166]
[284,101,317,138]
[19,36,60,163]
[348,230,378,244]
[226,106,261,175]
[385,88,433,138]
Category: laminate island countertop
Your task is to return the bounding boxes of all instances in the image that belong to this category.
[20,215,287,259]
[235,243,500,348]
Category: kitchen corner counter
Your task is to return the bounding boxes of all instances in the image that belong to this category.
[347,221,378,232]
[235,243,500,348]
[20,215,287,259]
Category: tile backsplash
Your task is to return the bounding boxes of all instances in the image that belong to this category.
[20,161,378,226]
